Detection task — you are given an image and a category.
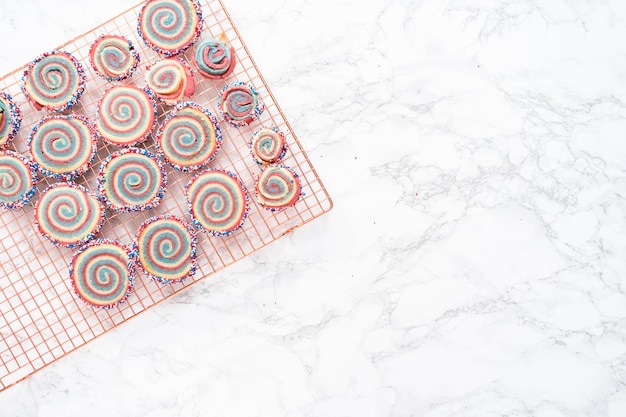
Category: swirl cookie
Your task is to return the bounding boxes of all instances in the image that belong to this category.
[21,50,86,112]
[194,35,236,79]
[0,92,22,148]
[69,239,136,309]
[28,115,96,180]
[34,182,105,248]
[218,82,264,128]
[89,34,140,82]
[137,0,203,57]
[185,169,249,236]
[254,165,302,211]
[134,214,198,284]
[145,57,195,105]
[155,102,221,171]
[95,85,157,146]
[98,147,167,212]
[249,127,287,165]
[0,151,38,210]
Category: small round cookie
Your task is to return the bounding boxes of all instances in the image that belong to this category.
[218,82,264,128]
[0,92,22,148]
[145,57,195,105]
[194,35,236,79]
[98,147,167,212]
[21,50,86,112]
[89,34,140,82]
[95,85,157,147]
[134,214,198,284]
[28,114,96,180]
[0,151,38,210]
[34,182,105,248]
[255,165,302,211]
[137,0,203,57]
[185,169,249,236]
[155,102,221,172]
[249,127,287,165]
[69,238,136,309]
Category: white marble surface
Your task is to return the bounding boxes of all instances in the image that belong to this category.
[1,0,626,415]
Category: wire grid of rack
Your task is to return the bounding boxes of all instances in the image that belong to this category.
[0,0,332,392]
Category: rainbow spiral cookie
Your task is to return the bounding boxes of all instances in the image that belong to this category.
[218,82,264,128]
[185,169,250,236]
[145,57,195,105]
[95,85,157,146]
[194,35,236,79]
[98,147,167,212]
[21,50,86,112]
[0,151,37,210]
[0,92,22,148]
[137,0,203,57]
[89,34,140,82]
[250,127,287,165]
[34,182,105,248]
[155,102,221,171]
[69,239,136,309]
[255,165,302,211]
[28,115,96,180]
[134,214,198,284]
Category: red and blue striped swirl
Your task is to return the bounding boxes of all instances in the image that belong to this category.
[137,0,202,56]
[29,115,96,180]
[194,37,235,79]
[34,183,105,248]
[255,165,302,211]
[250,127,287,165]
[0,151,37,210]
[70,239,135,309]
[185,169,249,236]
[89,34,139,81]
[218,82,264,128]
[135,215,197,284]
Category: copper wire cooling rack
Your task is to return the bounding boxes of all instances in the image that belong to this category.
[0,0,332,391]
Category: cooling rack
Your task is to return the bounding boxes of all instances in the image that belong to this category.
[0,0,332,391]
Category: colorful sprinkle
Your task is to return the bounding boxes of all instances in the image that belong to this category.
[95,85,157,147]
[21,50,86,112]
[218,81,264,128]
[194,35,236,79]
[28,114,96,180]
[134,214,198,284]
[254,165,302,211]
[185,169,249,236]
[98,147,167,212]
[69,238,136,309]
[0,92,22,148]
[0,151,38,210]
[34,182,105,248]
[249,127,287,165]
[137,0,203,57]
[155,101,221,171]
[89,34,140,82]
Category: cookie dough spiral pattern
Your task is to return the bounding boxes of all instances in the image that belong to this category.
[28,115,96,180]
[34,183,105,248]
[69,239,136,309]
[185,169,249,236]
[89,34,140,82]
[135,215,198,284]
[156,102,221,171]
[255,165,302,211]
[218,82,264,128]
[250,127,287,165]
[0,151,37,210]
[21,50,86,112]
[146,58,195,104]
[98,147,167,212]
[194,37,235,79]
[96,85,157,146]
[0,92,22,148]
[137,0,203,57]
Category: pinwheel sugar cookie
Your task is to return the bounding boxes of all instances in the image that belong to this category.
[145,57,195,105]
[0,150,37,210]
[89,34,140,82]
[0,92,22,148]
[194,35,236,79]
[218,81,264,128]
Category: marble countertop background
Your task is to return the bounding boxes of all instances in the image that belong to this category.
[1,0,626,416]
